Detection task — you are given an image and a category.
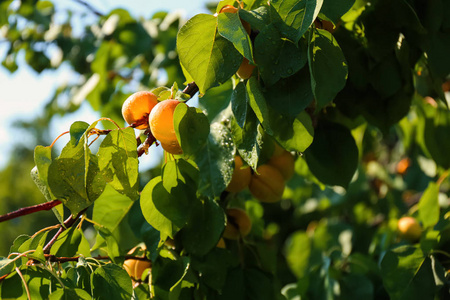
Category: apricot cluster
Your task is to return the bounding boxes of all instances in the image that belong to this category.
[226,145,295,203]
[121,91,185,154]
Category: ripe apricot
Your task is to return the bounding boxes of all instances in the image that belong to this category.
[397,216,422,242]
[148,99,186,154]
[268,150,295,180]
[226,156,252,193]
[123,246,151,281]
[237,58,256,80]
[396,158,411,175]
[223,208,252,240]
[216,238,226,248]
[249,164,285,203]
[122,91,158,130]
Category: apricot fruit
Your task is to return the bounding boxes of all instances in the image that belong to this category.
[397,216,422,242]
[216,238,226,248]
[148,99,186,154]
[396,158,411,175]
[237,58,256,80]
[249,164,285,203]
[122,91,158,130]
[268,150,295,180]
[226,156,252,193]
[123,246,151,281]
[223,208,252,240]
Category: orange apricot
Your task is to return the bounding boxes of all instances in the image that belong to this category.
[123,246,151,281]
[223,208,252,240]
[397,216,422,242]
[237,58,256,79]
[226,156,252,193]
[249,164,285,203]
[396,158,411,175]
[122,91,159,130]
[268,150,295,180]
[148,99,186,154]
[216,238,226,248]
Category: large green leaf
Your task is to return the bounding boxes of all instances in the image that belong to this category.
[48,288,92,300]
[381,246,445,300]
[320,0,355,22]
[231,81,249,128]
[285,231,311,279]
[194,122,235,199]
[91,264,133,300]
[418,182,440,229]
[247,77,273,135]
[269,110,314,153]
[254,24,307,86]
[304,122,357,187]
[48,121,106,215]
[308,28,348,110]
[177,14,242,94]
[92,185,134,237]
[218,11,253,62]
[264,66,314,118]
[271,0,323,43]
[231,111,263,171]
[174,105,210,157]
[421,106,450,169]
[97,127,139,201]
[50,226,91,258]
[179,198,226,256]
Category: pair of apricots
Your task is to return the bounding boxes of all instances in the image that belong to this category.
[226,144,295,203]
[122,91,185,154]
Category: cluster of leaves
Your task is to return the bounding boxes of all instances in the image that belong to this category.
[1,0,450,299]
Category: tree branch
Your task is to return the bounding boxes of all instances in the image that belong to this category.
[0,200,62,223]
[72,0,104,17]
[43,209,87,254]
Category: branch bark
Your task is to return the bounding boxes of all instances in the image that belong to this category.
[0,200,62,223]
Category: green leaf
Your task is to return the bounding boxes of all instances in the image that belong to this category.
[179,198,226,256]
[247,77,273,135]
[198,80,233,123]
[50,226,91,257]
[174,105,210,156]
[304,122,357,187]
[194,122,235,198]
[254,24,307,86]
[191,248,233,291]
[152,256,190,296]
[177,14,242,94]
[286,231,311,279]
[308,28,347,110]
[264,66,314,118]
[95,225,121,262]
[0,266,60,299]
[0,258,14,277]
[48,122,106,215]
[97,127,139,201]
[231,111,263,171]
[271,0,323,43]
[381,246,445,300]
[91,264,133,300]
[48,288,92,300]
[421,106,450,169]
[218,11,254,62]
[418,182,440,229]
[231,81,249,128]
[269,110,314,153]
[320,0,355,22]
[93,184,134,237]
[140,177,179,238]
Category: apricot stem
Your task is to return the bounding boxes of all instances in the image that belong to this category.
[49,131,70,148]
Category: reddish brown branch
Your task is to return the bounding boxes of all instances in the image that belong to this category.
[0,200,62,223]
[43,209,87,254]
[44,254,151,263]
[182,81,199,98]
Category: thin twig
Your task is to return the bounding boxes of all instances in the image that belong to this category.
[43,209,87,254]
[16,267,31,300]
[72,0,104,17]
[0,200,62,223]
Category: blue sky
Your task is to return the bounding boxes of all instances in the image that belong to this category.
[0,0,208,168]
